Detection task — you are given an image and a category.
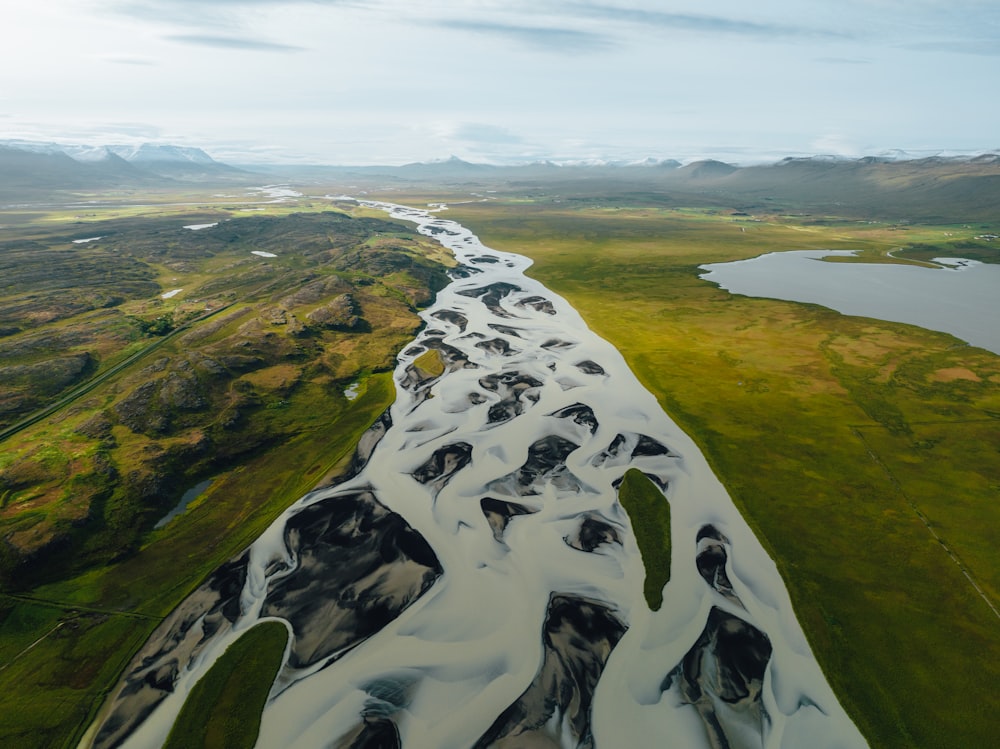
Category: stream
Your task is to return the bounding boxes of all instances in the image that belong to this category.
[87,202,867,749]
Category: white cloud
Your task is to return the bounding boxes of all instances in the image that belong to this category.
[1,1,998,163]
[810,134,861,158]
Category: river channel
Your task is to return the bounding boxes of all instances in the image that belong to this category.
[87,202,867,749]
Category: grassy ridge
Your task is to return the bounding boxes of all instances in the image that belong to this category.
[617,468,671,610]
[164,621,289,749]
[443,197,1000,749]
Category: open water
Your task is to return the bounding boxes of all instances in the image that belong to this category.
[700,250,1000,355]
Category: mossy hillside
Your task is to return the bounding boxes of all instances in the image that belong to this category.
[445,198,1000,749]
[0,209,450,586]
[0,209,450,431]
[0,365,399,748]
[0,197,452,748]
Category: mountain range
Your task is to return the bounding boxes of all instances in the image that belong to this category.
[257,151,1000,221]
[3,140,999,220]
[0,140,249,201]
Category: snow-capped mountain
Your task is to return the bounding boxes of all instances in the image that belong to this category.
[1,139,227,168]
[0,139,246,197]
[104,143,218,164]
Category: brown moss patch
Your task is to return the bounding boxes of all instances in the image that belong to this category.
[240,364,302,391]
[930,367,981,383]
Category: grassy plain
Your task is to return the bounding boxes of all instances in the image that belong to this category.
[437,196,1000,749]
[0,190,451,748]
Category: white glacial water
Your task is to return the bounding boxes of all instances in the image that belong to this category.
[88,202,868,749]
[250,185,305,202]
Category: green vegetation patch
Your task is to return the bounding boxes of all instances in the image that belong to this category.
[858,421,1000,603]
[164,621,288,749]
[617,468,671,610]
[0,600,154,749]
[412,348,445,378]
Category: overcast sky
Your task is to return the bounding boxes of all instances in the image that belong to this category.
[1,0,998,164]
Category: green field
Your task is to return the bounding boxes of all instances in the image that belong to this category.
[438,196,1000,749]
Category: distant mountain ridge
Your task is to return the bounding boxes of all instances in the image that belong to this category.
[257,150,1000,221]
[1,139,219,165]
[3,137,999,220]
[0,140,249,201]
[257,150,1000,178]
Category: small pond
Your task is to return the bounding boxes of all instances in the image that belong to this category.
[154,478,213,529]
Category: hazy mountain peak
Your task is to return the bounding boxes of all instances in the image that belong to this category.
[678,159,738,178]
[398,155,495,172]
[0,139,219,165]
[873,148,915,161]
[106,143,217,164]
[0,139,68,155]
[778,154,849,165]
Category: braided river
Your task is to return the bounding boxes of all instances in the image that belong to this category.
[87,201,868,749]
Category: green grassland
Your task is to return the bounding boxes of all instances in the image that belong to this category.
[0,204,451,579]
[439,196,1000,749]
[0,192,453,748]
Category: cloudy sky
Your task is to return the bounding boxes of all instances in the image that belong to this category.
[1,0,998,164]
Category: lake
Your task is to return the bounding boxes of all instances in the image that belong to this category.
[699,251,1000,355]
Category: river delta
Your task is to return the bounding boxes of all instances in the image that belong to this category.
[87,202,867,749]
